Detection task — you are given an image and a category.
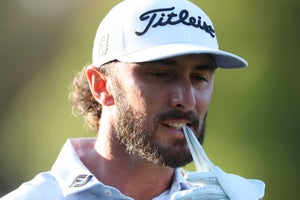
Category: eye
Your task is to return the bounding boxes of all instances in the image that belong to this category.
[192,74,208,83]
[150,72,170,78]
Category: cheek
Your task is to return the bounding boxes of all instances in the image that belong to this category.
[123,83,150,113]
[195,84,214,112]
[132,84,167,120]
[136,88,158,112]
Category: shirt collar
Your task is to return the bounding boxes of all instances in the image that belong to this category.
[51,138,191,198]
[153,168,191,199]
[174,168,192,191]
[51,138,100,197]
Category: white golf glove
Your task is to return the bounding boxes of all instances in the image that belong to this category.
[171,126,265,200]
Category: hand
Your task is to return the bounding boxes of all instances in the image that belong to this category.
[171,126,265,200]
[171,167,265,200]
[171,170,228,200]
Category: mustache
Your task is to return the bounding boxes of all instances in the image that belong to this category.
[155,110,200,129]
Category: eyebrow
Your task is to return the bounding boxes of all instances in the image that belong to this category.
[194,64,217,71]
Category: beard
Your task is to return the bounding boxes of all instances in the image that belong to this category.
[112,79,207,168]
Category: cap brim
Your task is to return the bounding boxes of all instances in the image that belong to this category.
[117,43,247,68]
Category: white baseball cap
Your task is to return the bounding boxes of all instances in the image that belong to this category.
[92,0,247,68]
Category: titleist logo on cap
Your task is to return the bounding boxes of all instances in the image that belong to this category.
[135,7,215,38]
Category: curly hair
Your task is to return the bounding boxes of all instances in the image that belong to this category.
[69,62,115,132]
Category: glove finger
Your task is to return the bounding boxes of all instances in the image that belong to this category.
[170,185,228,200]
[183,126,213,171]
[184,171,218,185]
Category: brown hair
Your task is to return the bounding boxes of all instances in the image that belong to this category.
[69,62,116,132]
[69,65,100,132]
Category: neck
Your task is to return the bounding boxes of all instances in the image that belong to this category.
[78,126,175,200]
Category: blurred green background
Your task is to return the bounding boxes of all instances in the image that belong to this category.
[0,0,299,199]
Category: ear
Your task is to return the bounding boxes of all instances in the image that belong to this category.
[85,65,114,106]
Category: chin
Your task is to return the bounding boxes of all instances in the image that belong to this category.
[155,145,193,168]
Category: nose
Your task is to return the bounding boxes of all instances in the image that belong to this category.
[170,78,196,111]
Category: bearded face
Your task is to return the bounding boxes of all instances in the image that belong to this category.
[104,55,214,168]
[111,77,206,168]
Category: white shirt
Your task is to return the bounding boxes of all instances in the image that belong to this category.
[2,138,191,200]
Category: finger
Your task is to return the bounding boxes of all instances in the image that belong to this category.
[184,171,219,185]
[171,185,228,200]
[183,126,214,171]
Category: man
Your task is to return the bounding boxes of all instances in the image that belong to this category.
[2,0,265,199]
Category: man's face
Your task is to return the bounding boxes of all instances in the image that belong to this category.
[109,54,215,168]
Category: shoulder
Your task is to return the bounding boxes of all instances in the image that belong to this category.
[1,172,63,200]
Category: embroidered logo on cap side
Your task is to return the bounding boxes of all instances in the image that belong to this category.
[99,34,110,57]
[135,7,215,38]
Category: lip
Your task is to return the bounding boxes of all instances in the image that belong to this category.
[160,120,191,138]
[161,119,191,128]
